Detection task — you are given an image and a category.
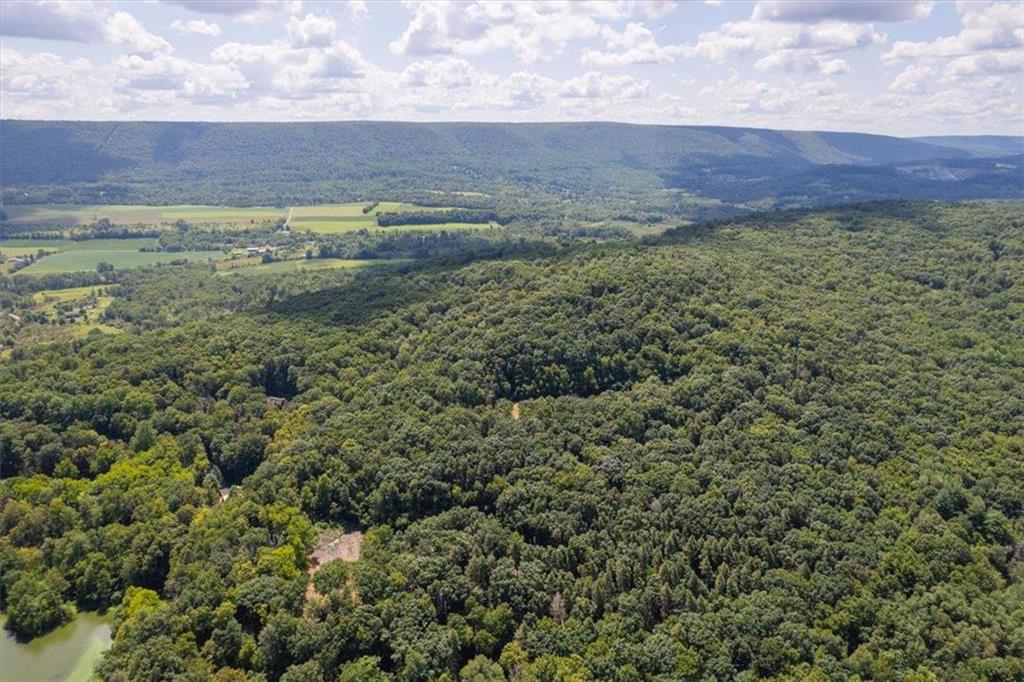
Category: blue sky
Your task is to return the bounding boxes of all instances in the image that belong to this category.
[1,1,1021,135]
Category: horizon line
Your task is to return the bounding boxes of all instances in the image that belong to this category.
[1,117,1021,140]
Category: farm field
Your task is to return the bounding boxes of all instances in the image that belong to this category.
[286,202,453,233]
[18,249,222,275]
[2,237,226,275]
[286,203,375,232]
[1,202,474,234]
[0,238,68,249]
[288,215,377,232]
[1,237,158,251]
[0,245,53,258]
[372,201,441,213]
[1,204,285,228]
[218,258,395,275]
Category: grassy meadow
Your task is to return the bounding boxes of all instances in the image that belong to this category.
[19,250,222,275]
[1,245,54,258]
[1,238,224,275]
[2,202,490,235]
[286,202,457,233]
[2,204,285,228]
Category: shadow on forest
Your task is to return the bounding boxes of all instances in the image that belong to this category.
[267,241,568,327]
[269,267,435,326]
[1,123,134,185]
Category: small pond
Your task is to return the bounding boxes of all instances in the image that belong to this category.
[1,612,112,682]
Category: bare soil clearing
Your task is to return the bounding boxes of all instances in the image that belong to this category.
[306,529,363,604]
[310,529,363,568]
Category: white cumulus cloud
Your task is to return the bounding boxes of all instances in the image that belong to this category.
[212,37,369,100]
[0,47,93,100]
[581,23,688,66]
[115,53,249,102]
[171,19,221,37]
[287,14,337,48]
[884,1,1023,59]
[560,71,650,100]
[0,1,171,54]
[391,1,680,62]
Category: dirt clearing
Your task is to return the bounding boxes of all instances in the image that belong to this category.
[306,529,363,605]
[309,529,362,571]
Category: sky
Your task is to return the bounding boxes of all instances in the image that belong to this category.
[0,0,1022,136]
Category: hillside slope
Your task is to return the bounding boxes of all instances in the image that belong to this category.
[4,120,1015,207]
[1,202,1021,680]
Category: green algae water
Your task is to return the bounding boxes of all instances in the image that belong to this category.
[0,612,112,682]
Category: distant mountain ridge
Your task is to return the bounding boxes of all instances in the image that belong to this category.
[910,135,1024,158]
[1,120,1019,206]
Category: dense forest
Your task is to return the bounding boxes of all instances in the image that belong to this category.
[1,201,1022,680]
[1,121,1020,208]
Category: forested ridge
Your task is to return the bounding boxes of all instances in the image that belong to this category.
[1,202,1022,680]
[2,121,1020,208]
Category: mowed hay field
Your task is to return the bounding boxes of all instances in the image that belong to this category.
[217,258,393,276]
[1,245,53,258]
[287,203,377,232]
[2,205,285,228]
[3,202,493,234]
[20,251,222,275]
[287,202,465,233]
[2,238,224,275]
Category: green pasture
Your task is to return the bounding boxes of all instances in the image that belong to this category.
[1,238,158,255]
[1,245,53,258]
[2,204,285,227]
[288,203,376,233]
[286,202,461,233]
[0,238,68,249]
[19,249,222,275]
[288,215,378,233]
[3,237,227,275]
[290,203,371,218]
[371,201,445,213]
[2,202,483,236]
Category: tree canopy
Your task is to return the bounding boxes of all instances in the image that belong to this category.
[1,201,1022,680]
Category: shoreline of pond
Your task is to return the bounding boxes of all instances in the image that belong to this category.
[1,611,113,682]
